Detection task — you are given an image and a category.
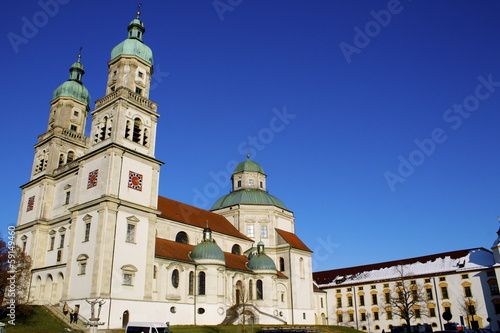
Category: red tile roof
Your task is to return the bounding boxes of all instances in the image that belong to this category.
[276,228,312,252]
[313,248,488,286]
[155,238,288,278]
[157,196,252,241]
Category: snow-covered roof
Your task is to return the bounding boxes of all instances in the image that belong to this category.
[313,248,494,288]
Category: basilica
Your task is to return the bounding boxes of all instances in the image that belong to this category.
[14,8,500,332]
[14,9,323,329]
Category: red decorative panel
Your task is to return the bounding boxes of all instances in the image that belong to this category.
[87,169,99,189]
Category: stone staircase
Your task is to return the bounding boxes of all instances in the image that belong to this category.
[43,301,89,332]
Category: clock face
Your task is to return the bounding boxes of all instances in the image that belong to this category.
[87,169,99,189]
[128,171,143,191]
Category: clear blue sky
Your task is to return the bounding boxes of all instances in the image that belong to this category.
[2,0,500,271]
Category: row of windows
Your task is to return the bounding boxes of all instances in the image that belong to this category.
[236,179,263,188]
[336,306,451,323]
[246,224,268,238]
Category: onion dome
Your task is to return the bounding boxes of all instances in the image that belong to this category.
[110,6,153,67]
[189,227,225,264]
[52,54,91,105]
[247,241,276,272]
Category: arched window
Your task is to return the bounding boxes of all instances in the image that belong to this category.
[99,116,107,141]
[198,272,206,295]
[58,154,65,167]
[256,279,263,300]
[175,231,189,244]
[249,280,253,300]
[171,269,179,288]
[66,151,75,163]
[279,257,285,272]
[299,257,305,278]
[143,128,148,146]
[132,118,142,143]
[125,120,131,139]
[231,244,241,255]
[153,266,158,280]
[188,271,194,295]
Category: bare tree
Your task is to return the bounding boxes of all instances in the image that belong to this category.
[383,265,429,327]
[0,239,32,305]
[457,296,482,330]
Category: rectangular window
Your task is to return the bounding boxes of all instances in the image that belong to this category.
[371,285,376,289]
[439,277,446,281]
[84,223,91,242]
[385,292,391,303]
[415,309,421,318]
[347,287,352,292]
[359,295,365,306]
[426,288,433,300]
[468,305,476,315]
[73,110,79,117]
[462,274,469,279]
[303,313,306,320]
[372,293,378,305]
[237,180,241,187]
[387,312,393,320]
[320,298,324,308]
[49,236,55,251]
[489,283,499,295]
[70,125,77,131]
[260,225,268,238]
[336,289,341,293]
[135,87,142,95]
[361,312,366,321]
[249,179,254,186]
[79,262,87,275]
[65,191,71,205]
[138,71,144,78]
[412,289,418,301]
[441,286,449,299]
[260,181,263,188]
[430,308,436,317]
[348,296,353,307]
[59,234,65,248]
[410,280,416,285]
[247,225,254,237]
[383,283,389,288]
[123,273,132,285]
[374,311,379,320]
[464,286,472,297]
[359,287,364,290]
[444,306,451,314]
[126,224,136,243]
[337,297,342,308]
[337,314,343,323]
[349,313,354,322]
[425,278,431,283]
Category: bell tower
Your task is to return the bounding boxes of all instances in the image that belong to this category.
[31,53,90,180]
[90,6,158,157]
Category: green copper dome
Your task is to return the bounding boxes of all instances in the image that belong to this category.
[110,12,153,66]
[211,189,287,210]
[247,242,276,271]
[52,57,91,105]
[234,160,265,174]
[189,228,225,262]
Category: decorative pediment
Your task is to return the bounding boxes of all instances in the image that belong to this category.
[121,264,138,272]
[49,230,56,235]
[64,184,72,190]
[83,214,92,222]
[20,235,28,241]
[58,227,66,233]
[76,254,89,261]
[126,215,140,223]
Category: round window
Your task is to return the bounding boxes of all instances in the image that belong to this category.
[197,308,205,314]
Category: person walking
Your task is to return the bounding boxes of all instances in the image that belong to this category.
[63,302,69,316]
[69,310,74,324]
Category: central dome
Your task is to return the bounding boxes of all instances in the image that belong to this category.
[234,160,265,174]
[211,189,287,210]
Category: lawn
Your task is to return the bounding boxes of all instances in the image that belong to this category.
[0,305,82,333]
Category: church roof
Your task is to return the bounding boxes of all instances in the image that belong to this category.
[276,228,312,252]
[313,248,494,288]
[211,189,287,210]
[157,196,252,241]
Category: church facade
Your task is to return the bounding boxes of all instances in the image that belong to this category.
[13,8,500,333]
[14,10,323,329]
